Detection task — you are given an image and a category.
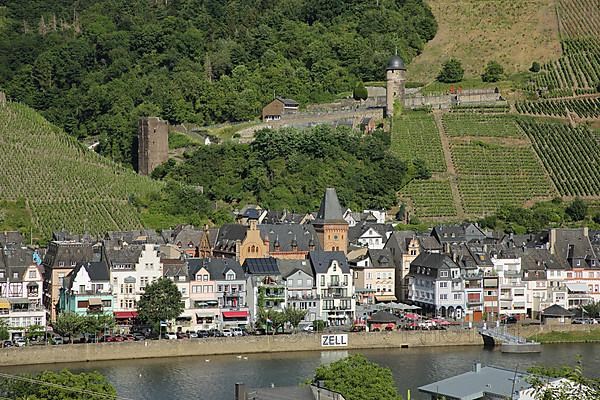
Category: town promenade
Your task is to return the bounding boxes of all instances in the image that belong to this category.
[0,324,596,367]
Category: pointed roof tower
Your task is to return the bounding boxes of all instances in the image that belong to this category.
[315,188,346,224]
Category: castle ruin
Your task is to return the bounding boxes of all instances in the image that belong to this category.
[137,117,168,176]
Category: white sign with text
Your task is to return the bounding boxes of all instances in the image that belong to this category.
[321,334,348,347]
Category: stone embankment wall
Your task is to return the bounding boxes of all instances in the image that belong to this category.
[0,324,594,367]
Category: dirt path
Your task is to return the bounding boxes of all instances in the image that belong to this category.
[433,110,465,219]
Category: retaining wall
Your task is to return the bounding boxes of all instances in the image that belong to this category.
[0,324,595,367]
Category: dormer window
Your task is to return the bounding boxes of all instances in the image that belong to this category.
[226,273,235,281]
[59,261,65,267]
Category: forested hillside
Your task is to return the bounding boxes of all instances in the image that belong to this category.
[0,0,436,165]
[157,126,411,212]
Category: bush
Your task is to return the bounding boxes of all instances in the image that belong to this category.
[437,58,464,83]
[530,61,541,73]
[482,61,504,82]
[353,84,368,101]
[565,197,587,221]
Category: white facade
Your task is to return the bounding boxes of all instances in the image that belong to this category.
[492,255,527,317]
[111,244,163,312]
[315,259,355,325]
[285,269,318,322]
[356,227,387,250]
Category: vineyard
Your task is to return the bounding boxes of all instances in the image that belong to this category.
[390,111,446,173]
[518,119,600,196]
[529,0,600,94]
[0,102,164,237]
[516,97,600,118]
[442,114,524,137]
[400,180,457,218]
[450,140,554,214]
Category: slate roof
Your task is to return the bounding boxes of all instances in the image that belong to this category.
[276,97,299,107]
[66,259,110,289]
[348,223,393,243]
[410,253,459,277]
[214,224,248,252]
[418,235,442,251]
[259,224,319,252]
[0,231,24,246]
[262,210,310,225]
[419,365,533,399]
[105,245,143,266]
[432,223,487,244]
[170,226,203,247]
[551,228,597,260]
[104,229,165,245]
[277,259,314,279]
[369,310,400,323]
[542,304,574,317]
[309,251,350,274]
[384,231,416,254]
[43,241,95,269]
[369,249,394,268]
[162,259,188,279]
[243,257,280,275]
[187,258,245,280]
[522,248,568,271]
[313,188,346,225]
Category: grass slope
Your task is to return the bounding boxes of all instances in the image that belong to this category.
[408,0,561,82]
[0,102,163,239]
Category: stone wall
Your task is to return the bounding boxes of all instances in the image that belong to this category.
[403,89,502,110]
[0,324,595,367]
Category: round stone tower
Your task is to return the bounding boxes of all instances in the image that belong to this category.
[386,54,406,117]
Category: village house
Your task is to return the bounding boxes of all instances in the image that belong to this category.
[278,259,318,322]
[0,245,45,340]
[309,251,355,326]
[259,224,319,260]
[350,249,396,304]
[185,258,219,331]
[58,260,112,317]
[213,214,269,264]
[162,259,191,332]
[42,240,97,321]
[243,257,286,324]
[348,222,394,250]
[261,97,299,121]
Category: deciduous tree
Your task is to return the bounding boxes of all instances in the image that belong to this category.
[137,277,184,331]
[437,58,464,83]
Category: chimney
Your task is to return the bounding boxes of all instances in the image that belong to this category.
[473,362,482,373]
[235,383,247,400]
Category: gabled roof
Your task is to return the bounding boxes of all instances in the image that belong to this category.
[187,258,244,280]
[411,252,458,271]
[313,188,346,225]
[162,259,188,279]
[309,251,350,274]
[105,245,143,266]
[0,231,24,246]
[550,228,596,261]
[215,224,247,245]
[277,259,314,279]
[276,97,299,107]
[418,235,442,251]
[259,224,319,252]
[243,257,280,275]
[348,223,393,243]
[542,304,574,317]
[43,241,95,269]
[522,248,568,271]
[369,249,394,268]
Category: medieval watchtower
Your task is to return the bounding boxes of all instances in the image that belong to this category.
[313,187,349,254]
[138,117,168,175]
[385,54,407,117]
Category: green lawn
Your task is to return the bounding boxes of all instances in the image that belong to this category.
[529,329,600,343]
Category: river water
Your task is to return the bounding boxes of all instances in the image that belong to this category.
[3,343,599,400]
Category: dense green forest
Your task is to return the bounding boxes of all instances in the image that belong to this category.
[0,0,436,166]
[154,125,411,212]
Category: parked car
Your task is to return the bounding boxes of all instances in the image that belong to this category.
[188,332,199,339]
[231,327,244,337]
[208,329,223,337]
[501,316,518,324]
[13,338,26,347]
[133,333,146,341]
[176,332,188,339]
[572,318,593,324]
[164,332,178,340]
[196,330,210,338]
[222,329,233,337]
[50,336,64,345]
[2,340,13,348]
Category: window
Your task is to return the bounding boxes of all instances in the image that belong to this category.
[288,280,294,287]
[0,272,3,278]
[13,272,18,279]
[28,270,36,279]
[203,275,209,281]
[192,285,202,293]
[440,271,448,278]
[226,273,234,281]
[354,272,358,279]
[454,293,461,300]
[181,287,187,295]
[320,276,325,286]
[297,279,302,287]
[79,285,86,293]
[307,279,312,287]
[439,282,448,288]
[376,272,381,280]
[178,276,185,281]
[140,277,149,288]
[102,300,111,307]
[440,294,448,300]
[344,275,348,285]
[333,264,337,272]
[217,285,223,292]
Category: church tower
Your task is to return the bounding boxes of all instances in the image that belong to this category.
[313,188,349,254]
[385,53,407,117]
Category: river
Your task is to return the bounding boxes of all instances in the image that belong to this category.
[2,343,599,400]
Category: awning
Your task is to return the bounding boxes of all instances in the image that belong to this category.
[8,298,30,304]
[176,316,192,321]
[0,298,9,309]
[88,298,102,306]
[27,282,38,287]
[114,311,138,319]
[223,311,249,318]
[196,312,216,318]
[566,283,588,293]
[375,295,397,302]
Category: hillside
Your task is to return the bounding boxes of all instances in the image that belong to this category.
[0,101,163,238]
[408,0,561,82]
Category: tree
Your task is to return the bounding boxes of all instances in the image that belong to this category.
[566,198,587,221]
[437,58,464,83]
[25,324,45,341]
[54,313,85,343]
[258,308,286,335]
[528,359,600,399]
[137,277,184,332]
[313,355,402,400]
[0,319,9,344]
[353,84,368,102]
[0,370,117,400]
[481,61,504,82]
[284,307,307,332]
[581,300,600,318]
[530,61,541,73]
[412,159,431,180]
[83,314,115,337]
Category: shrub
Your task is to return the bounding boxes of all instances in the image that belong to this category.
[437,58,464,83]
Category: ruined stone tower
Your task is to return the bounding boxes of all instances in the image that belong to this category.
[385,53,407,117]
[137,117,168,175]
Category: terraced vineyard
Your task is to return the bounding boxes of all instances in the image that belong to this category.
[518,119,600,196]
[400,180,457,218]
[443,114,524,137]
[391,112,446,173]
[451,140,554,214]
[516,97,600,118]
[0,102,163,236]
[530,0,600,94]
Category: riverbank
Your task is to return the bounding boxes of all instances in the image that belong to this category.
[0,324,597,367]
[528,327,600,344]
